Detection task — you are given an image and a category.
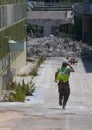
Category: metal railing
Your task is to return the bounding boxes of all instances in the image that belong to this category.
[35,2,75,7]
[30,1,78,11]
[0,52,19,73]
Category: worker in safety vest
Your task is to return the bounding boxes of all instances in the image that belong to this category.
[54,61,74,109]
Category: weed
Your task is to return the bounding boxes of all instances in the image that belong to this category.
[30,55,46,76]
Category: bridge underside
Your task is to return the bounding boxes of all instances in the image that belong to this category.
[27,11,73,37]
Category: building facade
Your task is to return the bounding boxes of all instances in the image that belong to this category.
[73,0,92,43]
[0,0,27,95]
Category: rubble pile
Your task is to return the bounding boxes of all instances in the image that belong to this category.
[27,36,92,58]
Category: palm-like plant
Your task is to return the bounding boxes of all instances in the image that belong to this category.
[8,80,36,102]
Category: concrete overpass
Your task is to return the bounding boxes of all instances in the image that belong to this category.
[34,2,73,11]
[27,11,73,36]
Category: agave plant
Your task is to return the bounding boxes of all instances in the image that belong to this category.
[28,82,36,96]
[9,86,25,102]
[8,80,36,102]
[21,80,36,96]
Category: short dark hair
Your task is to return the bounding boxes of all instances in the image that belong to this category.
[62,61,67,67]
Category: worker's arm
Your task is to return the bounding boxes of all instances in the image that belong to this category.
[54,69,59,82]
[67,63,75,72]
[55,71,59,79]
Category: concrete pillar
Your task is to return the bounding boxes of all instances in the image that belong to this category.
[43,22,52,37]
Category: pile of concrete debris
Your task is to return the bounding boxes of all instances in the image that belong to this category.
[27,35,92,59]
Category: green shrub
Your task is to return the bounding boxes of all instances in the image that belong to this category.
[8,80,36,102]
[30,67,38,76]
[9,86,25,102]
[30,55,46,76]
[7,81,16,90]
[21,80,36,96]
[30,82,36,95]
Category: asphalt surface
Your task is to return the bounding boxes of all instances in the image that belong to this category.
[0,57,92,130]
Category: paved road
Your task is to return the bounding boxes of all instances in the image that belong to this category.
[0,57,92,130]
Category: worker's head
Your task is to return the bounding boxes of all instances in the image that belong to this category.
[62,61,68,67]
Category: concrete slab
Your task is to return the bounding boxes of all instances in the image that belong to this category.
[27,11,66,20]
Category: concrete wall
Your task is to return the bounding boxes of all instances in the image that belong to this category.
[0,76,2,96]
[0,51,26,93]
[11,51,26,76]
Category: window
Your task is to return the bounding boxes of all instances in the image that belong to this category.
[0,3,26,29]
[0,6,7,29]
[0,8,1,29]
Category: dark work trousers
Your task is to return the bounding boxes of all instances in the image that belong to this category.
[58,81,70,107]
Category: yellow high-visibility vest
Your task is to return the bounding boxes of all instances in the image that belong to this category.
[56,67,70,83]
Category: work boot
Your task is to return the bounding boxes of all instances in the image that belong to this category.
[59,98,62,106]
[62,105,65,109]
